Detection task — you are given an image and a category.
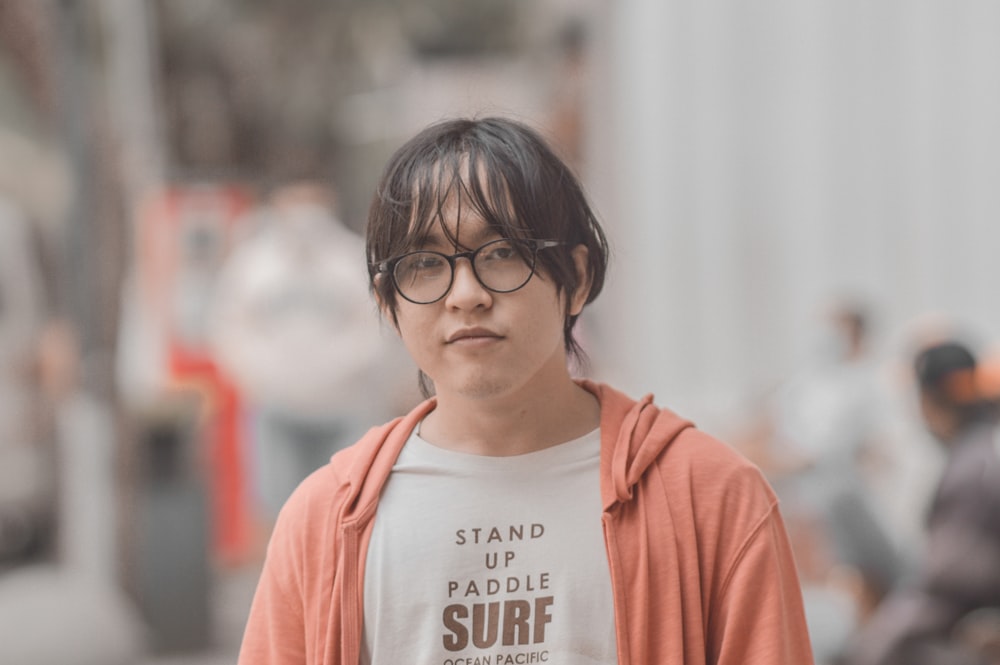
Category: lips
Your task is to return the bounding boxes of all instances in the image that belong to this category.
[446,327,503,343]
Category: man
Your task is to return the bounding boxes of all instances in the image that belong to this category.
[238,117,813,664]
[846,340,1000,665]
[764,301,902,661]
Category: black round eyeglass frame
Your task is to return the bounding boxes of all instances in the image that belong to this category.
[374,238,563,305]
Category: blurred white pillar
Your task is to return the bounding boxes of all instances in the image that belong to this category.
[589,0,1000,430]
[590,0,700,413]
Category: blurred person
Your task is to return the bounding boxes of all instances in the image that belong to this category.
[238,117,814,664]
[760,302,904,663]
[845,340,1000,665]
[210,181,408,525]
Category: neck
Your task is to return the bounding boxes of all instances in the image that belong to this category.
[419,375,600,456]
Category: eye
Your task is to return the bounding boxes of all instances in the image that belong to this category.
[480,241,518,262]
[397,252,448,279]
[413,254,446,270]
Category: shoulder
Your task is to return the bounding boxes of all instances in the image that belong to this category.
[937,426,1000,507]
[658,426,777,510]
[647,426,783,575]
[657,430,802,607]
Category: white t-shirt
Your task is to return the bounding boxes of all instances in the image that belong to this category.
[362,427,617,665]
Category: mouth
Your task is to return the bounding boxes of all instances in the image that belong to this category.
[446,327,504,344]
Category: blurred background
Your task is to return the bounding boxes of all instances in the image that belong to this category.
[1,1,999,663]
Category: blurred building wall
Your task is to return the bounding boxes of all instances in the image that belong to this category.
[586,0,1000,429]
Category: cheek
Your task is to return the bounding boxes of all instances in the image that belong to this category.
[526,289,569,344]
[393,307,436,358]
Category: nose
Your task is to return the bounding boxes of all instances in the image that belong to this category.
[445,257,492,309]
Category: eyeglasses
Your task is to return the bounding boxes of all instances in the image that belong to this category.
[375,238,562,305]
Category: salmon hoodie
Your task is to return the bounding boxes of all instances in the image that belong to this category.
[238,381,814,664]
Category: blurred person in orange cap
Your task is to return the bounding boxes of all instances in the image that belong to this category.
[845,339,1000,665]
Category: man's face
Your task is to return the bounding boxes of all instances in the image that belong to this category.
[919,391,956,445]
[381,203,587,403]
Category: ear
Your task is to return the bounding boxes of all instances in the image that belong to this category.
[568,244,592,317]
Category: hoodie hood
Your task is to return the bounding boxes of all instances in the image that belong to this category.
[578,380,694,510]
[336,397,438,526]
[335,380,694,523]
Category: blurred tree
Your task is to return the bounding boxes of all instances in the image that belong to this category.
[151,0,524,187]
[0,0,55,120]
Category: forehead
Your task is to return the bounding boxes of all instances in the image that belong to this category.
[416,217,499,250]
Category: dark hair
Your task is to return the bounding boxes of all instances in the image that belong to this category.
[914,341,1000,430]
[366,116,609,365]
[913,342,976,398]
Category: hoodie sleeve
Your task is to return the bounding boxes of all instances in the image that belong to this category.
[238,499,310,665]
[238,459,352,665]
[710,500,815,665]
